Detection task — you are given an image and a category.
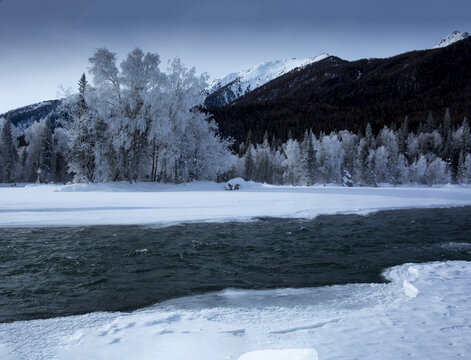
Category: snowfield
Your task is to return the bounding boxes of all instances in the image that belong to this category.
[1,261,470,359]
[1,181,471,227]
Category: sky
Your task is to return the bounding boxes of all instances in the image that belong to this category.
[1,0,470,113]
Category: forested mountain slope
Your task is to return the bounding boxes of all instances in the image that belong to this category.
[208,37,471,142]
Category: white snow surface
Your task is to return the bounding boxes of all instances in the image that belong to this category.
[1,261,471,359]
[209,54,329,104]
[433,30,470,48]
[238,349,318,360]
[1,182,471,227]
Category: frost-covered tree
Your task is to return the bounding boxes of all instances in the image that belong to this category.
[118,48,161,181]
[373,146,389,183]
[88,48,121,106]
[317,133,344,184]
[410,155,428,184]
[366,149,377,186]
[406,133,420,163]
[396,154,409,184]
[271,148,286,185]
[152,57,233,182]
[425,157,450,185]
[462,154,471,184]
[377,127,399,183]
[254,132,272,183]
[66,74,96,182]
[61,47,234,184]
[339,130,357,181]
[283,139,302,185]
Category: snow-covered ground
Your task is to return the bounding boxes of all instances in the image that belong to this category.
[1,261,470,359]
[1,181,471,227]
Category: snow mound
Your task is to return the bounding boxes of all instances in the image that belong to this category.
[225,177,246,190]
[238,349,318,360]
[433,30,470,48]
[56,181,223,193]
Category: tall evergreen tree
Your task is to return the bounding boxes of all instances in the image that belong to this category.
[457,151,466,184]
[398,116,409,156]
[425,112,435,133]
[39,117,54,183]
[77,73,88,116]
[67,75,96,182]
[356,138,370,185]
[301,129,316,185]
[442,108,452,140]
[0,117,18,182]
[245,144,255,181]
[461,117,471,155]
[365,123,376,150]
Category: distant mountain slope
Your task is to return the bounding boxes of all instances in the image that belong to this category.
[208,37,471,142]
[0,100,62,132]
[205,53,329,107]
[433,30,470,49]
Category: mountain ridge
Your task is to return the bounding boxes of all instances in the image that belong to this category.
[433,30,470,49]
[0,100,61,132]
[205,53,329,107]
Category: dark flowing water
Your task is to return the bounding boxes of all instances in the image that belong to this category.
[1,207,471,323]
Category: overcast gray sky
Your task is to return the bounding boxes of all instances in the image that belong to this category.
[1,0,470,113]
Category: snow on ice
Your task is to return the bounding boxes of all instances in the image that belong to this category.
[0,261,470,359]
[1,182,471,227]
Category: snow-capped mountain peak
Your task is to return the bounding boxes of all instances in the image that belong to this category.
[207,53,329,106]
[433,30,470,49]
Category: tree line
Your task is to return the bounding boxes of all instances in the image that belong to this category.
[0,49,471,186]
[228,110,471,186]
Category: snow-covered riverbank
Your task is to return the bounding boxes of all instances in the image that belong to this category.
[1,182,471,227]
[1,261,470,359]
